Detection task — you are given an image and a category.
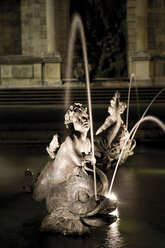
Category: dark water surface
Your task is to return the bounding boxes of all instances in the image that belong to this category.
[0,143,165,248]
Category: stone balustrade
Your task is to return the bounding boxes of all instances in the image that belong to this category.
[0,54,61,87]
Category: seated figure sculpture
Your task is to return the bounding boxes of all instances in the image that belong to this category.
[33,93,135,235]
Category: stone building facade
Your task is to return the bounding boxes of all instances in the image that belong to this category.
[0,0,165,87]
[0,0,70,87]
[127,0,165,85]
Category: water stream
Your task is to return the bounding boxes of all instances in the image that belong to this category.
[126,73,140,130]
[131,87,165,140]
[65,14,97,199]
[126,73,134,129]
[109,115,165,195]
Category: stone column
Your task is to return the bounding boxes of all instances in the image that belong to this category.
[136,0,148,51]
[132,0,152,83]
[44,0,61,85]
[46,0,56,53]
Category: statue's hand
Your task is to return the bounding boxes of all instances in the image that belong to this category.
[46,134,59,159]
[82,153,96,166]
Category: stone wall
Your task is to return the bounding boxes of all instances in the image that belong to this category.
[148,0,165,82]
[56,0,70,76]
[127,0,165,84]
[21,0,47,56]
[0,55,61,87]
[0,0,21,55]
[21,0,70,71]
[126,0,136,76]
[148,0,165,56]
[0,0,70,87]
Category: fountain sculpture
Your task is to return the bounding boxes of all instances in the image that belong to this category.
[33,93,136,235]
[31,14,165,236]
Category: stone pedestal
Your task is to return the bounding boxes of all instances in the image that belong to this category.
[43,52,61,86]
[132,51,153,82]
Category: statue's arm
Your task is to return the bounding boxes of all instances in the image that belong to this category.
[46,134,59,159]
[69,137,94,167]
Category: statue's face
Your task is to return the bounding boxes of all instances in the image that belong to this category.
[72,111,90,133]
[65,103,90,132]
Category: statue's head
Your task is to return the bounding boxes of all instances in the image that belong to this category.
[65,103,90,132]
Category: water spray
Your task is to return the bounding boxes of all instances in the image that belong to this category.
[130,87,165,140]
[126,73,134,129]
[109,115,165,195]
[126,73,140,130]
[65,14,97,200]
